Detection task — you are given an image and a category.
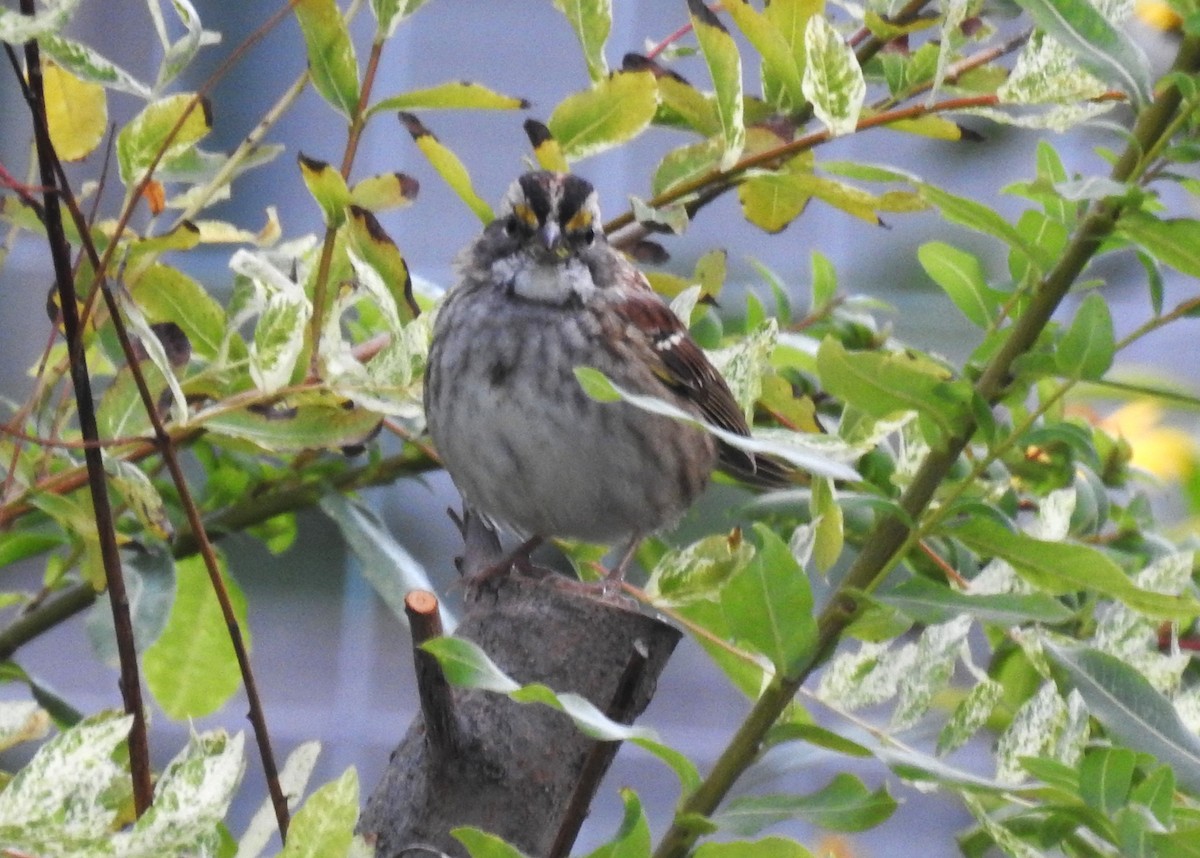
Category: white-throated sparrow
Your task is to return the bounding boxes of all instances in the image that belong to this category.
[425,171,787,582]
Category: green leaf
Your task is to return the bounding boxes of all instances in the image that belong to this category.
[713,774,896,834]
[738,172,810,233]
[654,74,721,135]
[371,0,429,39]
[422,637,520,694]
[766,0,822,70]
[1011,0,1152,105]
[652,138,724,195]
[647,531,756,604]
[689,0,745,165]
[817,338,969,445]
[723,0,805,113]
[1079,747,1137,814]
[552,0,611,82]
[630,737,701,795]
[952,518,1200,620]
[115,292,190,424]
[399,112,494,222]
[919,184,1037,262]
[279,768,359,858]
[116,93,212,185]
[348,171,418,212]
[917,241,1000,328]
[802,15,865,136]
[294,0,360,117]
[696,837,815,858]
[111,731,245,856]
[129,265,226,359]
[0,701,50,754]
[319,493,443,627]
[96,362,166,441]
[1045,643,1200,794]
[298,152,351,227]
[0,531,64,570]
[201,402,383,453]
[1056,292,1114,380]
[723,523,817,674]
[344,204,418,322]
[547,70,659,162]
[810,250,838,307]
[143,553,249,719]
[370,81,529,115]
[811,476,844,572]
[1117,211,1200,278]
[85,542,175,664]
[574,365,622,402]
[585,789,651,858]
[880,577,1074,625]
[453,827,533,858]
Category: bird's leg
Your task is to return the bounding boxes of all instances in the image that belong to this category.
[604,535,643,586]
[467,535,545,588]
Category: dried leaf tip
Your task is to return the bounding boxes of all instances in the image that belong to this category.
[687,0,727,32]
[398,111,432,139]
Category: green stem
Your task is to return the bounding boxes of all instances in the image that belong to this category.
[652,33,1200,858]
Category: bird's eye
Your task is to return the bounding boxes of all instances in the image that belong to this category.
[504,216,520,236]
[580,227,596,245]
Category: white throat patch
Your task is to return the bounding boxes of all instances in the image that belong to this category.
[495,255,596,305]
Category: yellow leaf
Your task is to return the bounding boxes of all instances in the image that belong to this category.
[42,61,106,162]
[1100,401,1197,480]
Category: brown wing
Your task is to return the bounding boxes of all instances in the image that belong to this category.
[612,290,793,488]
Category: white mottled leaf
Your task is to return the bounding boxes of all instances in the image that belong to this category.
[110,731,245,857]
[818,640,915,710]
[995,681,1079,784]
[892,615,972,729]
[0,0,81,44]
[40,34,152,98]
[574,367,860,480]
[236,742,322,858]
[0,711,132,845]
[938,680,1004,756]
[802,16,864,137]
[229,249,312,393]
[1011,0,1151,105]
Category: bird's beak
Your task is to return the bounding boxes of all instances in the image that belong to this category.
[536,221,569,259]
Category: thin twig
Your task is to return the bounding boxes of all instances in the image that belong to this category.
[548,640,649,858]
[14,14,154,814]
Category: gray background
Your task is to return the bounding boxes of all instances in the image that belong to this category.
[0,2,1194,855]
